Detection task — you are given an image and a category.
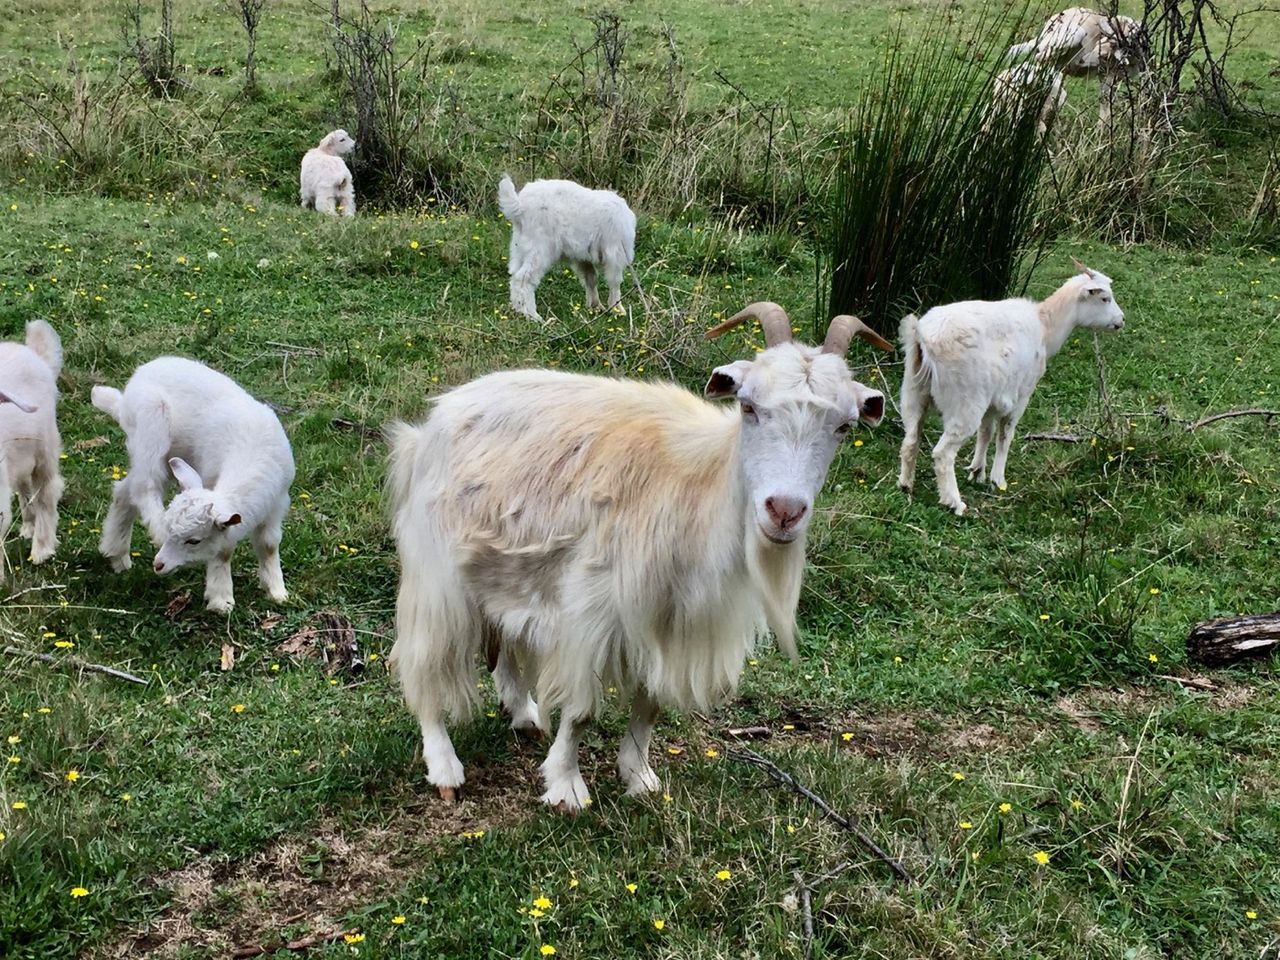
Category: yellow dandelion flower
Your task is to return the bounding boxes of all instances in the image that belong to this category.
[1147,653,1158,663]
[65,770,80,782]
[662,793,673,803]
[121,793,133,802]
[70,887,89,898]
[1246,910,1258,920]
[409,240,420,249]
[841,732,854,742]
[391,915,406,925]
[6,736,18,745]
[704,748,719,758]
[568,878,579,889]
[343,932,365,944]
[652,918,665,930]
[666,747,682,755]
[952,772,965,782]
[1070,798,1083,810]
[54,640,74,649]
[37,707,50,714]
[231,703,246,713]
[12,801,27,810]
[1032,850,1050,866]
[7,756,20,765]
[540,946,556,956]
[715,869,731,881]
[533,896,552,910]
[959,821,973,830]
[0,830,5,842]
[625,882,638,894]
[529,909,545,919]
[999,803,1012,814]
[853,439,864,447]
[786,824,796,834]
[1038,614,1050,621]
[1149,587,1160,595]
[893,656,903,665]
[782,724,795,731]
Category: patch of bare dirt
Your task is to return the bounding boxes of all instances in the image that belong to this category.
[96,762,537,959]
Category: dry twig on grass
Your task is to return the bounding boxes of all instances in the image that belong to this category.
[3,645,147,685]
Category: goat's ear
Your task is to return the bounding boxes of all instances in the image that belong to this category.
[169,457,204,491]
[853,389,886,426]
[215,512,242,530]
[704,360,753,400]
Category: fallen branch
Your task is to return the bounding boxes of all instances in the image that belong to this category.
[792,869,814,960]
[3,645,146,685]
[1155,673,1217,691]
[728,746,914,885]
[1022,432,1084,443]
[232,927,359,958]
[1186,408,1280,431]
[1188,612,1280,665]
[725,725,772,739]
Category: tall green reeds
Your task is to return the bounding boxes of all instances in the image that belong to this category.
[823,7,1053,340]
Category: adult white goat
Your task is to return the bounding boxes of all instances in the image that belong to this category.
[897,260,1125,516]
[498,174,636,321]
[1008,7,1149,123]
[987,63,1067,140]
[0,320,64,577]
[300,129,357,217]
[388,303,891,811]
[92,357,295,612]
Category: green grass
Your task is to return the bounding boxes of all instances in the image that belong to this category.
[1,0,1279,957]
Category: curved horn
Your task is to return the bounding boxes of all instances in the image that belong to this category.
[1070,255,1090,274]
[704,301,793,348]
[823,314,894,356]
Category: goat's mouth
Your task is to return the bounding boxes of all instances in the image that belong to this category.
[759,524,800,546]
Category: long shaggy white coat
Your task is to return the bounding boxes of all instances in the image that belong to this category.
[91,357,295,611]
[499,174,636,321]
[300,129,357,217]
[388,334,885,811]
[0,320,64,577]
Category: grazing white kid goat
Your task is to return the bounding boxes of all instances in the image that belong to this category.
[1008,7,1149,123]
[0,320,64,577]
[92,357,295,612]
[897,260,1125,516]
[300,129,357,217]
[987,63,1067,139]
[498,174,636,321]
[388,303,891,811]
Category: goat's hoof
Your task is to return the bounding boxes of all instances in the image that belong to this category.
[438,786,460,803]
[206,597,235,614]
[897,482,912,494]
[107,554,132,573]
[512,723,546,742]
[551,800,584,816]
[30,547,55,565]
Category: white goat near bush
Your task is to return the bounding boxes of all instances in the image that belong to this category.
[498,174,636,321]
[988,63,1067,139]
[1008,7,1149,124]
[387,302,890,811]
[897,260,1125,516]
[0,320,64,578]
[300,129,357,217]
[92,357,295,612]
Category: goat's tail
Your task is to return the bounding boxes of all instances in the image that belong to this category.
[899,313,931,388]
[386,418,480,722]
[25,320,62,379]
[90,384,124,423]
[1007,38,1036,60]
[497,173,521,221]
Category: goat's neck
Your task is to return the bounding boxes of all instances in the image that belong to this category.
[1038,280,1083,357]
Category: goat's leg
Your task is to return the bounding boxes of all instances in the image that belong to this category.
[932,420,978,516]
[315,192,337,215]
[339,181,356,218]
[203,548,235,613]
[509,243,549,321]
[617,689,661,796]
[27,457,63,565]
[0,474,12,581]
[897,386,929,493]
[571,262,601,311]
[493,644,548,738]
[966,411,997,484]
[541,710,593,813]
[603,258,625,312]
[989,410,1026,492]
[251,507,287,603]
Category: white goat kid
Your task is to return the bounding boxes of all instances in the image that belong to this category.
[988,63,1067,139]
[897,260,1125,516]
[1008,7,1149,124]
[498,174,636,321]
[300,129,357,217]
[388,303,890,811]
[0,320,64,577]
[92,357,295,611]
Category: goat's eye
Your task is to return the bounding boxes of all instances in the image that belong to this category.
[185,538,202,546]
[740,402,758,423]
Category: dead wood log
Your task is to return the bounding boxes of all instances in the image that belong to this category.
[1187,612,1280,666]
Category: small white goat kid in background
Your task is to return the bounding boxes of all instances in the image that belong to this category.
[498,174,636,321]
[897,260,1125,516]
[0,320,65,578]
[92,357,295,612]
[387,302,889,811]
[300,129,357,217]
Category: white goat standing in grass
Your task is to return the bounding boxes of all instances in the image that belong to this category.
[92,357,295,612]
[499,174,636,321]
[897,260,1125,516]
[387,302,890,811]
[300,129,357,217]
[988,63,1067,139]
[1008,7,1149,124]
[0,320,64,578]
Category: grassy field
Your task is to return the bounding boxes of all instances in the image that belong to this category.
[1,0,1279,957]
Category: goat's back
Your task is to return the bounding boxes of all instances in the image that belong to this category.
[508,179,636,263]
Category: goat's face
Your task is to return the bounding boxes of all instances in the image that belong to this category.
[153,458,242,574]
[1072,264,1125,332]
[321,129,356,155]
[706,344,884,545]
